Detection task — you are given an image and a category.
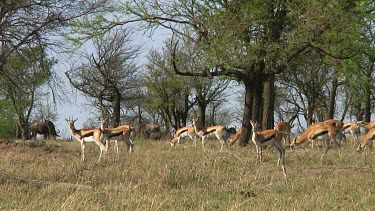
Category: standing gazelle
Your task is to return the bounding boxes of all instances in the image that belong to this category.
[250,121,287,178]
[342,121,360,144]
[65,118,107,162]
[100,119,134,158]
[192,118,231,151]
[274,121,293,148]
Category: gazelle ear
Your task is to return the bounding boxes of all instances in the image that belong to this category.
[65,118,69,122]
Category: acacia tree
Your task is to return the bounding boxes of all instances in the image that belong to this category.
[65,28,141,127]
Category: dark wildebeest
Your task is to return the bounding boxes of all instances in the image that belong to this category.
[138,123,162,140]
[30,120,59,140]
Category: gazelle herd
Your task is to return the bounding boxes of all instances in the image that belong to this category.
[65,116,375,179]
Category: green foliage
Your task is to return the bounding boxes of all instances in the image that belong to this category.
[0,46,56,138]
[0,99,17,138]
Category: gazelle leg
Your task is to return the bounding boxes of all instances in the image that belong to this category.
[321,139,331,158]
[114,140,119,160]
[201,137,207,150]
[81,140,86,162]
[275,143,287,179]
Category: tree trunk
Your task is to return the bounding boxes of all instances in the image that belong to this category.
[112,87,121,127]
[327,69,338,119]
[238,76,264,146]
[364,59,374,122]
[182,91,190,126]
[198,101,206,127]
[238,78,252,146]
[17,118,29,141]
[252,76,263,124]
[137,105,142,125]
[262,74,275,130]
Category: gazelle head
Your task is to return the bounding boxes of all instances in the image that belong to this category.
[65,117,78,127]
[250,120,260,133]
[192,117,198,126]
[100,117,109,129]
[170,138,177,146]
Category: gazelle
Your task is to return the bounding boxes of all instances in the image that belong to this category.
[357,128,375,155]
[100,119,134,157]
[305,119,345,148]
[250,121,287,179]
[274,121,293,147]
[170,126,197,146]
[358,120,375,140]
[291,123,341,157]
[342,121,360,144]
[65,118,107,162]
[192,118,231,151]
[228,126,243,145]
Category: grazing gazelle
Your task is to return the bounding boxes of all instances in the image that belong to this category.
[192,118,232,151]
[291,122,341,157]
[250,121,287,179]
[304,119,345,149]
[357,128,375,156]
[170,125,197,146]
[65,118,107,162]
[358,121,375,131]
[100,118,134,157]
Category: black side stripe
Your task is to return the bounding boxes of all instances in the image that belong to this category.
[178,129,188,136]
[81,131,94,138]
[311,130,328,139]
[203,129,216,136]
[108,131,123,139]
[260,134,275,143]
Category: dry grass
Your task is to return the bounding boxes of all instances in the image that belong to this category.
[0,137,375,210]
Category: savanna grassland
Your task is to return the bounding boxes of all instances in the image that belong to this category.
[0,137,375,210]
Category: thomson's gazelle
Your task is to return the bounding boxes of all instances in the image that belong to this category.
[250,121,287,179]
[192,118,232,151]
[357,128,375,156]
[100,119,134,157]
[65,118,107,162]
[291,123,341,157]
[170,126,197,146]
[274,121,293,148]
